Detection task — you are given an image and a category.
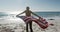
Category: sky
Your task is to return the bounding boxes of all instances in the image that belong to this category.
[0,0,60,13]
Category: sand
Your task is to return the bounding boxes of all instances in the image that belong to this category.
[0,17,60,32]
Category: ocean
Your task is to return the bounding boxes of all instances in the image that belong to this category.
[35,12,60,17]
[0,12,60,19]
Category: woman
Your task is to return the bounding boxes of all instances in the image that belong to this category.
[16,7,40,32]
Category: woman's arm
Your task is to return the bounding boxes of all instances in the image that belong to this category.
[31,11,41,18]
[16,11,25,17]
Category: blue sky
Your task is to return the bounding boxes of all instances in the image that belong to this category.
[0,0,60,12]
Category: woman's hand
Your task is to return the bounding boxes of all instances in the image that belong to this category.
[39,17,42,19]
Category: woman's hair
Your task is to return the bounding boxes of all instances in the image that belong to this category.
[26,6,30,10]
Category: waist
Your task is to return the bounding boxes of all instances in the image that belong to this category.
[26,14,31,16]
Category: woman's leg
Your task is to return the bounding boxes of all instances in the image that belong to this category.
[29,21,33,32]
[26,23,28,32]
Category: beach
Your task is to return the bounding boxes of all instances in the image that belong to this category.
[0,12,60,32]
[0,0,60,32]
[0,16,60,32]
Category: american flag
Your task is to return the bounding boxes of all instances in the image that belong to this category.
[16,16,48,29]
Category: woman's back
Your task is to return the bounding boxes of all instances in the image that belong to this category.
[25,10,31,16]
